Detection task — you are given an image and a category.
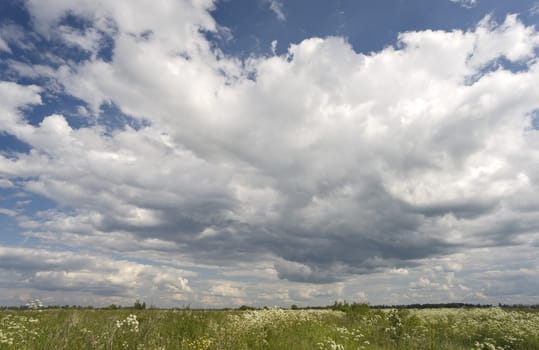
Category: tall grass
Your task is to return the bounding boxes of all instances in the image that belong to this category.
[1,306,538,349]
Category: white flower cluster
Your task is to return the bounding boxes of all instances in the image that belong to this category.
[336,326,370,345]
[412,307,539,348]
[216,308,343,348]
[473,339,504,350]
[227,308,343,332]
[317,337,344,350]
[0,314,40,347]
[115,314,139,333]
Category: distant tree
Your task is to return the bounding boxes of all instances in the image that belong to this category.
[331,300,370,315]
[134,299,146,310]
[331,300,351,312]
[238,305,255,310]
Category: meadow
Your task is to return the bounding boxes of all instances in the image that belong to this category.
[1,304,538,350]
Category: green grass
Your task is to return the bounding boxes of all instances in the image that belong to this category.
[1,307,538,349]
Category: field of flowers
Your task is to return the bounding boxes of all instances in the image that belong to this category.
[1,305,538,349]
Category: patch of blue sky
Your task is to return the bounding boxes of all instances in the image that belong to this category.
[209,0,539,58]
[0,29,86,70]
[0,91,144,146]
[0,1,31,30]
[1,87,140,135]
[0,3,114,71]
[531,110,539,130]
[0,215,23,245]
[56,12,115,63]
[0,132,31,154]
[0,186,58,215]
[464,56,536,85]
[0,186,59,246]
[494,56,537,73]
[98,102,151,135]
[22,96,151,134]
[21,93,91,128]
[0,188,70,246]
[15,191,58,214]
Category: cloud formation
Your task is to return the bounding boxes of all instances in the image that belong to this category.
[450,0,477,9]
[266,0,286,21]
[1,1,539,305]
[0,246,193,305]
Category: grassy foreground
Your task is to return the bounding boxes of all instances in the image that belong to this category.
[1,306,538,349]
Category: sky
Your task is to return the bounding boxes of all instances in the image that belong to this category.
[1,0,539,308]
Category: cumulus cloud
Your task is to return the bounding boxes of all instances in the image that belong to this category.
[0,81,41,128]
[288,283,343,302]
[208,283,245,298]
[0,246,193,306]
[1,0,539,305]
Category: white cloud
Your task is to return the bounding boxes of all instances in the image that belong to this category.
[208,283,245,298]
[389,268,409,275]
[469,14,539,68]
[57,25,103,56]
[0,246,194,306]
[409,277,437,289]
[267,0,286,21]
[0,178,14,188]
[0,35,10,53]
[0,208,17,217]
[1,0,539,306]
[288,283,343,302]
[450,0,477,9]
[0,82,41,132]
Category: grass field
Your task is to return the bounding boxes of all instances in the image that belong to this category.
[1,305,538,349]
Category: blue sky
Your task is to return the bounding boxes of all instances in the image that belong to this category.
[1,0,539,307]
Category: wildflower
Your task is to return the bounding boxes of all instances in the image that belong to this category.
[115,314,139,333]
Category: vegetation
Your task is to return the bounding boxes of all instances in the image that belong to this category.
[1,302,538,349]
